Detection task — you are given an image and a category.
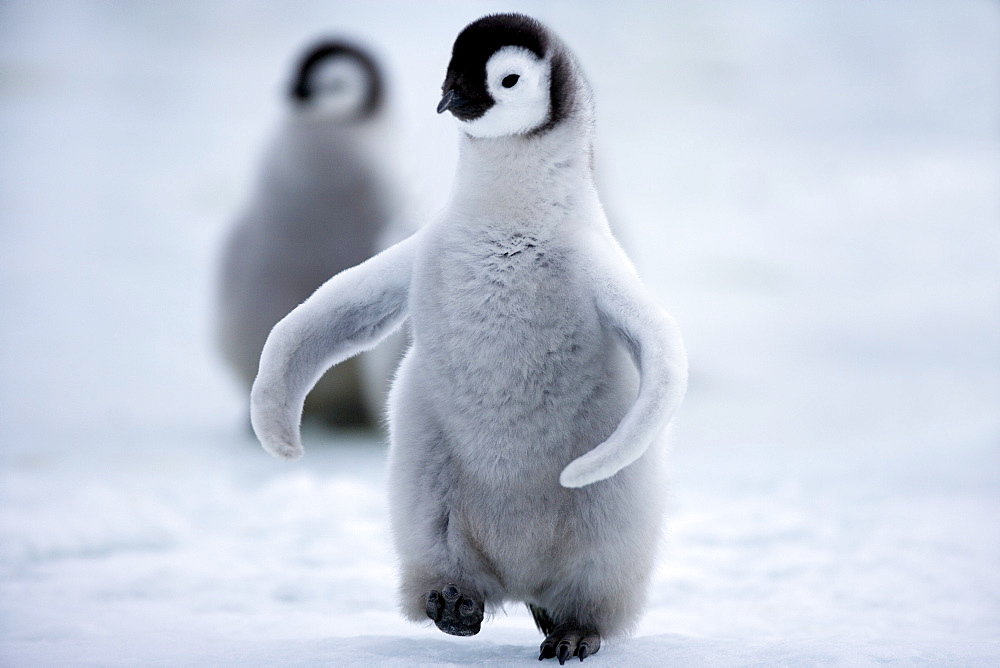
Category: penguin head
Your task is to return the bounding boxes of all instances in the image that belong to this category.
[437,14,580,139]
[289,40,383,121]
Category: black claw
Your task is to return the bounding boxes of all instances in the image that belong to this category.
[538,622,601,663]
[425,591,443,621]
[581,632,600,659]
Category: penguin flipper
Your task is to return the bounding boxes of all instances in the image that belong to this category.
[559,248,688,488]
[250,234,418,460]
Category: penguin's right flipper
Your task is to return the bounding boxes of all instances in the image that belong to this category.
[251,233,419,460]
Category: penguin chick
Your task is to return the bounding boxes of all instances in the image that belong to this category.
[250,14,687,662]
[217,39,403,428]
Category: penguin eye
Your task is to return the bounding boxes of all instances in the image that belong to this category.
[501,74,520,88]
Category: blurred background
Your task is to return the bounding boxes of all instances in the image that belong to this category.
[1,1,998,665]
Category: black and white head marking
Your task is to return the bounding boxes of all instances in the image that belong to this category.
[289,40,383,120]
[437,14,572,138]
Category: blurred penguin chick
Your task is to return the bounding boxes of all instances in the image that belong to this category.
[217,39,405,429]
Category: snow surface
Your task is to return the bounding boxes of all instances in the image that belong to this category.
[2,1,999,665]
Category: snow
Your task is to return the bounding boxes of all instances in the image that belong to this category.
[2,1,999,665]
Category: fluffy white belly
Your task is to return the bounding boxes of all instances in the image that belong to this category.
[406,224,636,466]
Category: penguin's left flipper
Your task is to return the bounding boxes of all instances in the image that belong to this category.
[538,621,601,663]
[558,238,689,488]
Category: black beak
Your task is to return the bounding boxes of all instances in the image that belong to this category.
[437,88,467,114]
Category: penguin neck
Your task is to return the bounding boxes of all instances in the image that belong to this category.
[265,113,388,193]
[450,120,596,224]
[282,113,382,162]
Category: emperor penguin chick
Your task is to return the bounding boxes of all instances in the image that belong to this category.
[218,39,403,428]
[250,14,687,662]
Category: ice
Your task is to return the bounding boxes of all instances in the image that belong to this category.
[2,1,998,665]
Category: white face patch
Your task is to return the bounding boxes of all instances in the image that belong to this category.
[460,46,551,138]
[306,55,369,119]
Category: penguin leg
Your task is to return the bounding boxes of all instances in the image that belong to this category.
[425,583,484,636]
[528,603,557,635]
[538,620,601,664]
[387,355,492,636]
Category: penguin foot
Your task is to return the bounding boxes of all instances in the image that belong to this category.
[538,622,601,664]
[425,584,483,636]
